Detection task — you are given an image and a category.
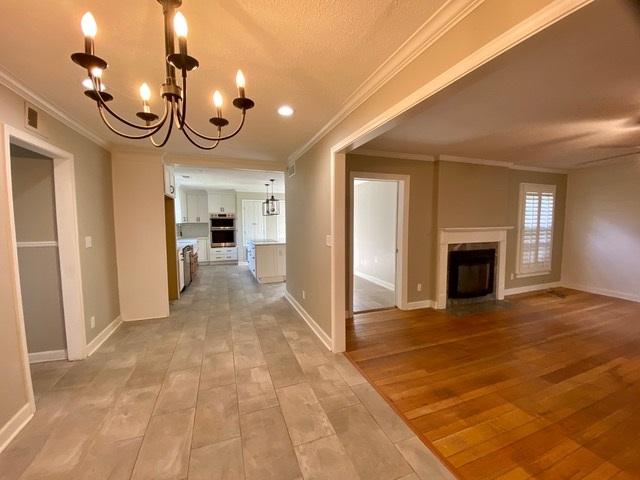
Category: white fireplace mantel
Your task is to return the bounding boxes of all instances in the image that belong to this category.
[435,226,514,309]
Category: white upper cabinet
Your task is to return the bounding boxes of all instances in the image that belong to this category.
[176,188,187,223]
[177,189,208,223]
[208,191,236,214]
[163,165,176,198]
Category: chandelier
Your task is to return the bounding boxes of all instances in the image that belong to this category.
[262,179,280,216]
[70,0,254,150]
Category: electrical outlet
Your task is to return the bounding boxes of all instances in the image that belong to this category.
[85,236,93,248]
[417,283,422,292]
[90,316,95,329]
[302,290,306,300]
[510,273,515,280]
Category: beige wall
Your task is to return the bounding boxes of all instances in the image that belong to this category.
[112,152,170,321]
[345,156,567,305]
[0,83,119,436]
[436,161,510,228]
[562,158,640,300]
[11,153,66,353]
[287,0,559,337]
[437,161,567,291]
[10,151,57,241]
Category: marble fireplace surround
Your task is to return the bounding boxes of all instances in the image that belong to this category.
[436,227,514,309]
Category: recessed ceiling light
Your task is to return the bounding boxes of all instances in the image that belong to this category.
[278,105,294,117]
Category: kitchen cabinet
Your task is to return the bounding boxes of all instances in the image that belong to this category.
[177,190,208,223]
[209,247,238,263]
[247,241,286,283]
[197,238,209,264]
[175,188,187,223]
[163,165,176,198]
[208,191,236,214]
[166,166,176,198]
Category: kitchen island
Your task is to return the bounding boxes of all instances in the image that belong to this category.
[247,240,286,283]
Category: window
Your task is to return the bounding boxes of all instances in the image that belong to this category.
[517,183,556,276]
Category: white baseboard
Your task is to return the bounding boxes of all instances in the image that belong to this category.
[0,402,35,453]
[404,300,435,310]
[28,349,67,364]
[354,271,394,291]
[562,282,640,303]
[504,281,562,296]
[85,315,122,357]
[284,291,332,351]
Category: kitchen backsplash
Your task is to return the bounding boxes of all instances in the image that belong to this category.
[178,223,209,239]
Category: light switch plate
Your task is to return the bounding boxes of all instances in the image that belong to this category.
[90,316,95,329]
[85,236,93,248]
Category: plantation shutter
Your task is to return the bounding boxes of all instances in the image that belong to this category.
[517,184,556,275]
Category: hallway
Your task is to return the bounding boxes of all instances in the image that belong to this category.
[0,265,451,480]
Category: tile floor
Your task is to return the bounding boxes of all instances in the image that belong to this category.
[353,274,396,313]
[0,265,453,480]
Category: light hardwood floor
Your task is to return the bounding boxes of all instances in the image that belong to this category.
[0,265,452,480]
[346,288,640,479]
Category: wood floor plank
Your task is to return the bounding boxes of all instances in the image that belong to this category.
[347,289,640,479]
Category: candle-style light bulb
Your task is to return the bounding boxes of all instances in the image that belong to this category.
[236,70,246,98]
[174,12,188,55]
[82,77,105,91]
[139,83,152,113]
[81,12,97,54]
[213,90,223,117]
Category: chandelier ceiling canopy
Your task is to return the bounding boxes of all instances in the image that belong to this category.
[70,0,255,150]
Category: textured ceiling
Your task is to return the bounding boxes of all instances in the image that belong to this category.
[0,0,446,162]
[362,0,640,169]
[174,166,285,193]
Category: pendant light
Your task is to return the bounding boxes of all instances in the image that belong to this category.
[262,179,280,216]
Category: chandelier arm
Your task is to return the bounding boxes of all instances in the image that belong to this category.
[97,102,169,140]
[149,101,176,148]
[179,121,222,150]
[179,110,247,142]
[91,77,168,131]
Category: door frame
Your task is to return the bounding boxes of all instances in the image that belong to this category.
[349,172,409,316]
[3,123,87,382]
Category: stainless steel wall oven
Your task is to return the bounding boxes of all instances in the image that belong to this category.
[211,213,236,247]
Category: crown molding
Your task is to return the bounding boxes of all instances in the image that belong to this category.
[509,163,568,174]
[287,0,485,164]
[0,66,109,149]
[439,154,509,168]
[350,149,435,162]
[166,153,286,172]
[440,154,567,173]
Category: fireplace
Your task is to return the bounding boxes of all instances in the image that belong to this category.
[447,248,496,299]
[436,227,511,309]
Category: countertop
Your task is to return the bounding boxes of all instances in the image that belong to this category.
[249,239,287,246]
[176,237,207,253]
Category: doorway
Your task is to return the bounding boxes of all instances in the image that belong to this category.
[349,172,409,315]
[10,144,68,363]
[4,124,87,389]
